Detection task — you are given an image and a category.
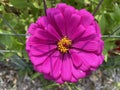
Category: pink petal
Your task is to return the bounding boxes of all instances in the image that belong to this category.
[80,53,101,68]
[97,40,104,54]
[70,53,82,68]
[73,38,100,52]
[53,57,62,79]
[79,9,94,26]
[85,70,92,76]
[70,53,91,72]
[44,74,53,80]
[29,30,57,45]
[82,41,99,52]
[90,67,98,71]
[29,36,55,45]
[28,23,38,35]
[79,63,90,71]
[34,29,57,41]
[81,26,96,38]
[36,16,48,29]
[29,45,57,66]
[69,49,80,54]
[47,8,68,37]
[34,65,42,73]
[56,3,67,13]
[30,55,47,66]
[72,63,86,79]
[71,77,77,83]
[71,25,85,40]
[61,56,72,81]
[47,24,61,39]
[93,21,101,37]
[98,55,104,65]
[55,77,64,84]
[47,8,60,23]
[26,44,30,53]
[30,45,56,56]
[54,13,66,36]
[37,58,51,74]
[64,6,75,22]
[72,40,90,50]
[67,14,81,37]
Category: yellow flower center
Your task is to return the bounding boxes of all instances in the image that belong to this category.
[57,36,72,53]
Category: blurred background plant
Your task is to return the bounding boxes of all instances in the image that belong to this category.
[0,0,120,90]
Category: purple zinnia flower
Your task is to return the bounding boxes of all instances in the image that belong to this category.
[26,3,104,84]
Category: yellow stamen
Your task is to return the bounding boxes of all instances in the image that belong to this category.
[57,36,71,53]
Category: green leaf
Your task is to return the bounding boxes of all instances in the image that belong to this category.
[10,0,28,9]
[0,5,4,11]
[99,14,106,34]
[0,35,12,49]
[104,53,108,62]
[103,38,116,62]
[10,55,28,70]
[114,3,120,21]
[43,83,59,90]
[31,73,40,79]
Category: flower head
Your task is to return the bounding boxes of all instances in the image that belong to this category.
[26,3,104,84]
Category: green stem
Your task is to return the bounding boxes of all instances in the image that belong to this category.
[65,82,72,90]
[43,0,47,16]
[93,0,104,16]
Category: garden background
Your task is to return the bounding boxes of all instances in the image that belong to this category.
[0,0,120,90]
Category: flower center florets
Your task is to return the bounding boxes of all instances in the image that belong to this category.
[57,36,72,53]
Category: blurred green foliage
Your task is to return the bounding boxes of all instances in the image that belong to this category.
[0,0,120,89]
